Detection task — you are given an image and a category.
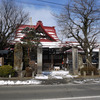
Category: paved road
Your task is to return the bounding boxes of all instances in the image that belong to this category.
[0,83,100,100]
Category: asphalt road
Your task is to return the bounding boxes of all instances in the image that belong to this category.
[0,83,100,100]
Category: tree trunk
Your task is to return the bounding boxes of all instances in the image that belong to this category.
[28,48,30,61]
[85,51,92,67]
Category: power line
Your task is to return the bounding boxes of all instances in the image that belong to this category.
[36,0,100,8]
[36,0,66,6]
[36,0,100,10]
[16,1,48,7]
[15,0,64,9]
[16,0,100,10]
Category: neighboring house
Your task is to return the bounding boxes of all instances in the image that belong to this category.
[65,41,100,69]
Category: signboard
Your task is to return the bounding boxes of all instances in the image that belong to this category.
[99,48,100,69]
[37,46,42,74]
[72,47,78,75]
[0,57,4,66]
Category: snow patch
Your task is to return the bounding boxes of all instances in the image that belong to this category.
[65,75,73,78]
[0,80,41,85]
[51,70,69,76]
[73,80,84,84]
[35,75,48,79]
[73,79,100,84]
[50,70,76,79]
[53,76,63,79]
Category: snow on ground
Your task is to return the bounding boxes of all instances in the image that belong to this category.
[35,75,48,79]
[0,80,41,85]
[51,70,69,76]
[73,79,100,84]
[1,70,100,85]
[0,70,76,85]
[50,70,78,79]
[52,76,63,79]
[35,70,76,79]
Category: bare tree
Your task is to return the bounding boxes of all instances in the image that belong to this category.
[0,0,29,50]
[57,0,100,65]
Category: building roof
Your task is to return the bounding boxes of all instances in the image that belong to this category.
[0,50,10,55]
[15,21,59,43]
[65,41,100,52]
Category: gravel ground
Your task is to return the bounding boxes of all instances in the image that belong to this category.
[39,77,100,85]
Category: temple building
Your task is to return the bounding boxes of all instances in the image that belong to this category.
[14,20,100,73]
[14,21,67,71]
[0,20,100,76]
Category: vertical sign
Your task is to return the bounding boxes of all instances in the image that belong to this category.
[72,47,78,75]
[99,48,100,69]
[37,46,42,74]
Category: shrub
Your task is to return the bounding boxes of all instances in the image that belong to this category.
[80,66,98,75]
[0,65,16,77]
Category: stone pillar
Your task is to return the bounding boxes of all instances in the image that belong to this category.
[99,48,100,70]
[51,54,53,69]
[72,47,78,75]
[98,48,100,75]
[37,44,42,74]
[14,43,23,77]
[78,54,84,69]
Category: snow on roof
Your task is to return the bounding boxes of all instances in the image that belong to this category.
[65,41,100,52]
[15,21,59,45]
[41,41,62,48]
[14,38,21,42]
[47,32,55,34]
[93,48,100,52]
[43,26,59,41]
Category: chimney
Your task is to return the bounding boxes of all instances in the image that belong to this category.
[29,17,33,25]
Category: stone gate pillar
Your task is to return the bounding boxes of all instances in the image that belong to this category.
[72,47,78,75]
[37,44,42,74]
[14,43,23,77]
[99,48,100,70]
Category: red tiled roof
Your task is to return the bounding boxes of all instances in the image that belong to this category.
[40,39,52,42]
[15,21,59,42]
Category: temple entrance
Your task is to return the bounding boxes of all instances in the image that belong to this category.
[42,48,63,71]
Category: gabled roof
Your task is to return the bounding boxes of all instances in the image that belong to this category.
[65,41,100,52]
[35,21,59,41]
[15,21,59,42]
